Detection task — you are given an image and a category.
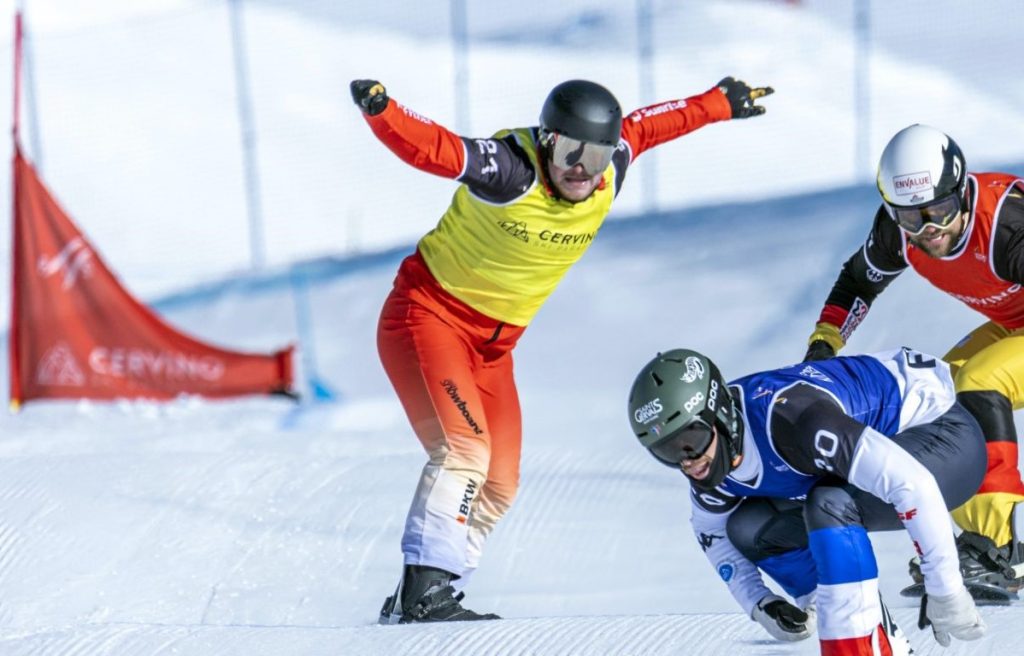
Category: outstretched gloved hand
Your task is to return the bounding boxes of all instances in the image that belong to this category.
[751,594,814,641]
[350,79,389,116]
[923,587,986,646]
[717,77,774,118]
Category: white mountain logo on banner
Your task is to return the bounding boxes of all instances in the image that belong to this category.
[37,237,93,289]
[36,343,86,387]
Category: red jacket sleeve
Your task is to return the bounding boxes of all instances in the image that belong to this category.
[362,99,466,179]
[621,86,732,162]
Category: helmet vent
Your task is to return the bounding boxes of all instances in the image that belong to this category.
[665,411,680,424]
[651,372,663,386]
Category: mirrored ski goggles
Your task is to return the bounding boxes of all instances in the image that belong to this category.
[885,192,962,236]
[541,131,616,176]
[649,419,715,464]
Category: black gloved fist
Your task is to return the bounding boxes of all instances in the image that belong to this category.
[751,594,813,642]
[717,76,774,119]
[762,599,809,630]
[350,79,389,116]
[804,340,836,362]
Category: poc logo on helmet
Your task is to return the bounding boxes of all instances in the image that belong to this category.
[634,398,662,424]
[684,391,705,413]
[707,379,719,412]
[681,356,705,383]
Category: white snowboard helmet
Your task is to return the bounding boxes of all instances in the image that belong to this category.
[876,124,968,235]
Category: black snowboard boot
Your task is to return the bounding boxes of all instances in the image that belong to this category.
[907,525,1023,602]
[378,565,500,624]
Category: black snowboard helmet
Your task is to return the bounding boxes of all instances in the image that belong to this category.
[540,79,622,146]
[538,80,622,177]
[627,349,744,490]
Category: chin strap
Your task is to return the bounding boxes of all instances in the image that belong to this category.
[725,411,745,468]
[953,180,974,243]
[535,134,559,199]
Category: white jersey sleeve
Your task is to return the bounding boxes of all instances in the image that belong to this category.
[690,496,772,616]
[847,426,962,596]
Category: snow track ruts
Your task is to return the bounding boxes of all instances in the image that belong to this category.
[0,607,1016,656]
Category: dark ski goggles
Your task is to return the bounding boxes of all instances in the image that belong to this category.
[648,419,715,464]
[885,191,963,236]
[541,130,616,176]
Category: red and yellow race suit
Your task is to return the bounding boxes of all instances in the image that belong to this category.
[809,173,1024,547]
[363,87,732,575]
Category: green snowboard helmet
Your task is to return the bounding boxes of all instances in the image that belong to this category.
[627,349,744,489]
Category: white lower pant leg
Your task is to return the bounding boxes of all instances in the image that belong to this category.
[454,485,513,592]
[401,457,486,576]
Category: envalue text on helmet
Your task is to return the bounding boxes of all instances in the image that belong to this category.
[892,171,932,196]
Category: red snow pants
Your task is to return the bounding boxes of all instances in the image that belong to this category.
[377,251,526,554]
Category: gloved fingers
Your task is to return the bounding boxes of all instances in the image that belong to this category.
[777,613,806,631]
[350,79,389,115]
[721,78,772,118]
[788,607,809,623]
[776,604,809,627]
[752,596,813,642]
[350,79,376,96]
[924,587,987,645]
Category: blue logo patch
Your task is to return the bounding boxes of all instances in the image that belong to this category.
[718,563,735,582]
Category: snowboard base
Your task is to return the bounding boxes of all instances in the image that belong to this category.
[899,581,1019,605]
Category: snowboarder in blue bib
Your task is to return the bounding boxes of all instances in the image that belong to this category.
[627,347,986,654]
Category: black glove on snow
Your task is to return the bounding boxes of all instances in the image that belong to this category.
[717,77,773,118]
[350,79,389,116]
[804,340,836,362]
[751,594,813,642]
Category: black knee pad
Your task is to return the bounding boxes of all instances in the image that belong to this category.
[726,498,807,562]
[804,484,863,531]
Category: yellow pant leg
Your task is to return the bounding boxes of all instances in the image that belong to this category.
[951,493,1024,547]
[944,322,1024,547]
